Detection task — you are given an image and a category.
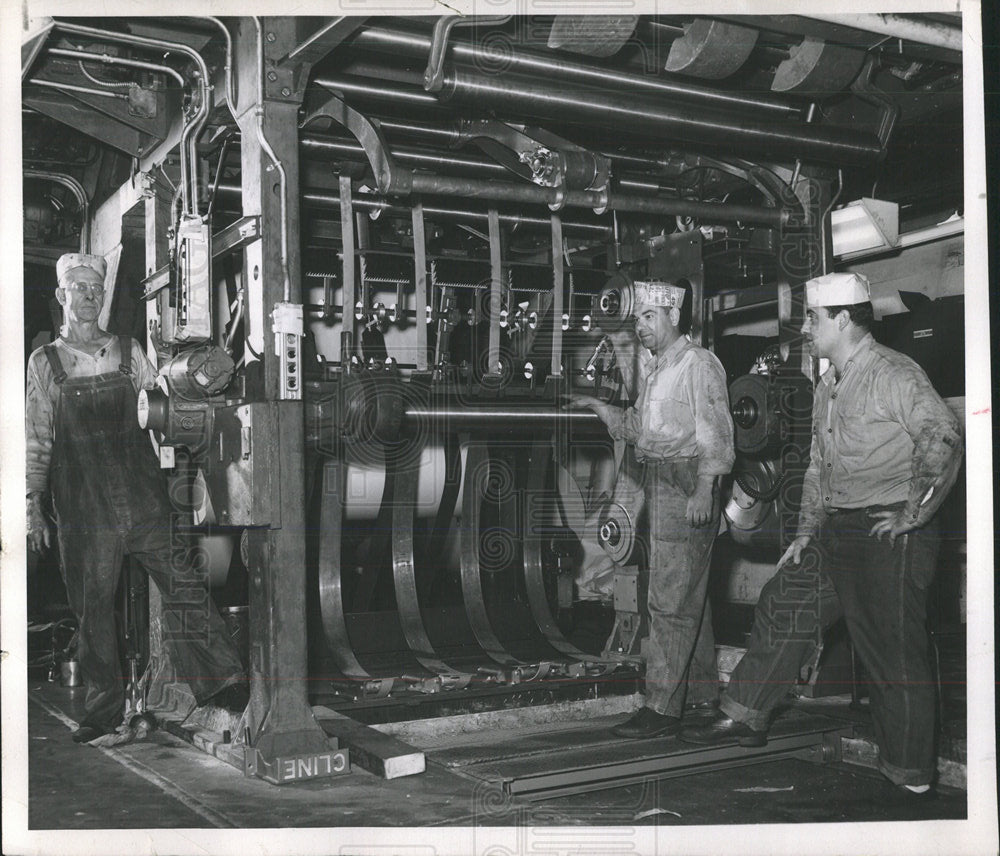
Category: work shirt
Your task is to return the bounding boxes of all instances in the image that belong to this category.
[797,333,962,538]
[26,336,157,494]
[607,335,735,477]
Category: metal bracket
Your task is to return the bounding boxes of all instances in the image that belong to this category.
[272,301,303,400]
[301,94,409,195]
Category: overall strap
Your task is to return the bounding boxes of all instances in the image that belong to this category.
[42,344,68,385]
[118,336,133,376]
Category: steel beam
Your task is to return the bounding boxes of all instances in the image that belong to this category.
[503,725,853,799]
[232,16,334,772]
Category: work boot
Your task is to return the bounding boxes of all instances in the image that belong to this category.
[679,711,767,747]
[611,706,682,738]
[71,723,112,744]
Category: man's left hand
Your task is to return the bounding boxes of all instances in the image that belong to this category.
[869,509,919,546]
[686,485,714,527]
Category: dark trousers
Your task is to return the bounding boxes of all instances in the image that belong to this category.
[720,506,940,785]
[57,516,245,731]
[643,459,720,717]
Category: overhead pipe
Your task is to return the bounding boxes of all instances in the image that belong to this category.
[51,20,211,216]
[301,133,681,195]
[349,24,804,118]
[402,173,786,227]
[206,17,237,115]
[23,169,90,252]
[438,66,884,166]
[314,71,882,166]
[27,78,127,101]
[214,183,612,238]
[801,14,962,53]
[47,47,188,90]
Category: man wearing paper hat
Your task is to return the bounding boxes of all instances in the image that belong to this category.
[683,271,963,798]
[568,278,735,738]
[26,253,248,745]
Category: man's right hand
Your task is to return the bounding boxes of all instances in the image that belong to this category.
[776,535,811,570]
[27,495,51,553]
[562,393,601,411]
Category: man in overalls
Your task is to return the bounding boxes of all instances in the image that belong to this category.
[26,252,247,744]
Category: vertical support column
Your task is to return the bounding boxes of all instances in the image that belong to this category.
[412,203,429,373]
[549,214,564,379]
[775,172,831,550]
[486,208,503,379]
[339,175,357,367]
[232,17,332,766]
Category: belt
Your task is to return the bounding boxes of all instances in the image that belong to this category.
[826,502,905,515]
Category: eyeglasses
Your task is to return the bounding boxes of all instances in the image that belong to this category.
[65,282,105,297]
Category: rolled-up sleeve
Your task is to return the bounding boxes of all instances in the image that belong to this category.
[691,359,735,477]
[881,360,963,519]
[25,356,54,495]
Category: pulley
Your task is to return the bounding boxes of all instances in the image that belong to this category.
[594,271,635,332]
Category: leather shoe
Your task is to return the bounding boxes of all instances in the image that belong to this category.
[611,707,682,739]
[72,724,112,744]
[679,712,767,747]
[684,699,720,715]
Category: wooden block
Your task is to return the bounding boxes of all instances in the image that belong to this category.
[313,706,425,780]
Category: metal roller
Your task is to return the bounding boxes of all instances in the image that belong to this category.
[521,439,592,660]
[317,457,394,693]
[459,443,524,666]
[390,444,473,677]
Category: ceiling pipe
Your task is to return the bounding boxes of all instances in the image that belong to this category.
[403,173,786,227]
[348,24,804,118]
[47,47,188,89]
[27,78,127,100]
[313,71,882,166]
[801,14,962,53]
[215,183,612,238]
[301,133,682,195]
[440,66,883,166]
[23,169,90,252]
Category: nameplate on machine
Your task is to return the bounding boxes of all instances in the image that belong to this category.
[244,747,351,784]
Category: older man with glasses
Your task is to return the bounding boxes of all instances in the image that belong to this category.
[26,253,248,745]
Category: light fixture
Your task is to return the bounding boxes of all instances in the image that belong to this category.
[831,198,899,259]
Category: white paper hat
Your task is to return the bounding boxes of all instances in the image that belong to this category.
[805,272,871,307]
[632,280,685,309]
[56,252,107,286]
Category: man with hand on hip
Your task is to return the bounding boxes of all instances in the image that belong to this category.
[681,272,962,798]
[567,279,735,738]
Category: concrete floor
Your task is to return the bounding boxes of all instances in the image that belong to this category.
[26,678,967,834]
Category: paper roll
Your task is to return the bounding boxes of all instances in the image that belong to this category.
[343,443,468,521]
